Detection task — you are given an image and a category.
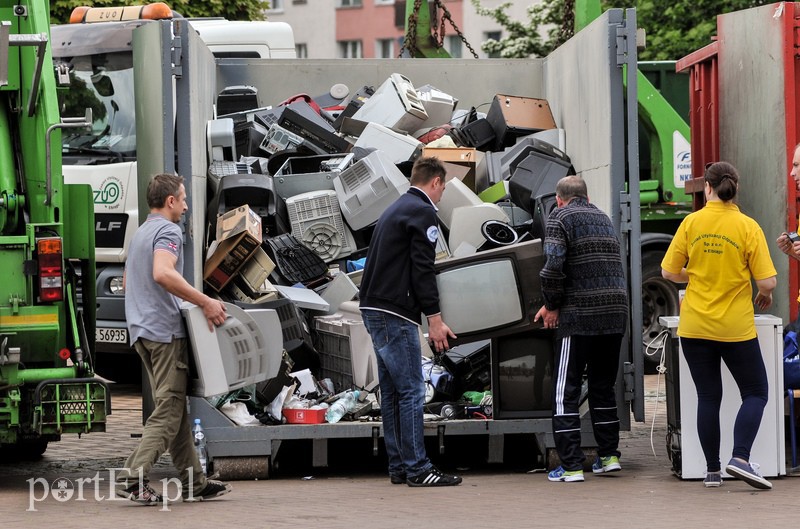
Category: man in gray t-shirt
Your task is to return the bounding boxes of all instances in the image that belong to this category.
[116,173,231,506]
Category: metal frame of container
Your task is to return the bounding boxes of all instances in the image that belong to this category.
[133,8,642,476]
[677,3,800,323]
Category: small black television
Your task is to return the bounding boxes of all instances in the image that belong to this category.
[491,329,555,419]
[433,239,545,347]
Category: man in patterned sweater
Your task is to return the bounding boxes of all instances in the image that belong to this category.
[534,175,629,483]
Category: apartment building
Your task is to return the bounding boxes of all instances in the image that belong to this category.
[266,0,541,59]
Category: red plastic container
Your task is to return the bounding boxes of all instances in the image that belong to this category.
[282,408,326,424]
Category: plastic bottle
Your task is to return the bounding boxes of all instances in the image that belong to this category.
[192,418,208,475]
[325,390,360,424]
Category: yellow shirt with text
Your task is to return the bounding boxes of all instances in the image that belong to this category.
[661,201,776,341]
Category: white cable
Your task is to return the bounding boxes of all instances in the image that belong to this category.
[645,330,669,458]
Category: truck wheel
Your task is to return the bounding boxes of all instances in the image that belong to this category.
[6,439,49,460]
[641,252,681,372]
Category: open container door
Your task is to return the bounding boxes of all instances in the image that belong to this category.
[544,8,644,424]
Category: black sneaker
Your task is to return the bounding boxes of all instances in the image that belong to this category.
[183,479,232,502]
[406,467,462,487]
[116,481,164,506]
[390,473,406,485]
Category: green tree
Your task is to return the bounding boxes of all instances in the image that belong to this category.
[633,0,768,60]
[50,0,270,25]
[471,0,769,60]
[471,0,573,59]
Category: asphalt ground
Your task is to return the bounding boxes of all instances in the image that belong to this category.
[1,375,798,528]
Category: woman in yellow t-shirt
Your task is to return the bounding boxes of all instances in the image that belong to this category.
[661,161,777,490]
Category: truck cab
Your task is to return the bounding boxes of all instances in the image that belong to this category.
[50,5,296,365]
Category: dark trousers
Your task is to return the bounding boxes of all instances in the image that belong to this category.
[680,337,768,472]
[552,334,623,471]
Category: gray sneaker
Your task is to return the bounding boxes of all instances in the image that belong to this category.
[183,479,232,502]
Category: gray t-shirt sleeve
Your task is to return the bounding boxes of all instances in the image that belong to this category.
[154,223,182,258]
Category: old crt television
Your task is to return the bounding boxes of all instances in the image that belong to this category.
[434,239,545,347]
[491,329,555,419]
[485,134,567,187]
[508,139,574,215]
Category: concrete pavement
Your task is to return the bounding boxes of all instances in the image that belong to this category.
[1,375,798,528]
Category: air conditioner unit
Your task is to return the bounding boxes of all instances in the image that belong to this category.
[333,150,410,231]
[285,190,356,262]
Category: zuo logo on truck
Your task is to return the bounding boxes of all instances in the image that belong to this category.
[93,176,124,209]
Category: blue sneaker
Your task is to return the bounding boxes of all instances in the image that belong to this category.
[725,459,771,490]
[704,471,722,488]
[592,455,622,474]
[548,466,584,482]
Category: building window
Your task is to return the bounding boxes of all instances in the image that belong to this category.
[484,31,501,58]
[292,0,307,3]
[339,40,363,58]
[376,38,394,58]
[268,0,284,10]
[446,35,462,58]
[337,0,363,7]
[296,43,308,58]
[375,0,395,4]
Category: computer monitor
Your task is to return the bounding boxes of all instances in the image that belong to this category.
[209,173,289,239]
[437,177,483,231]
[485,135,569,188]
[491,329,555,419]
[182,302,282,397]
[434,239,545,347]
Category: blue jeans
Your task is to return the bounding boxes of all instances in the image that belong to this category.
[361,309,432,478]
[680,337,768,472]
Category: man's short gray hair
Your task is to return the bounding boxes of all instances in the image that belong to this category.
[556,175,588,201]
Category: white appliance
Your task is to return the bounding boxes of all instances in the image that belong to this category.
[660,315,785,479]
[353,121,422,164]
[285,190,356,262]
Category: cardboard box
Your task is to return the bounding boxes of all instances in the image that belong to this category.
[239,246,276,294]
[203,233,262,292]
[216,205,262,243]
[423,147,480,191]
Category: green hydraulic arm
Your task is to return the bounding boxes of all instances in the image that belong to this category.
[402,0,452,58]
[576,0,692,215]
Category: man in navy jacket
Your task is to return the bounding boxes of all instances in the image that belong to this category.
[360,156,461,487]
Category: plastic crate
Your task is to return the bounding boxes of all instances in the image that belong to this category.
[316,330,354,392]
[314,315,379,392]
[35,380,109,434]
